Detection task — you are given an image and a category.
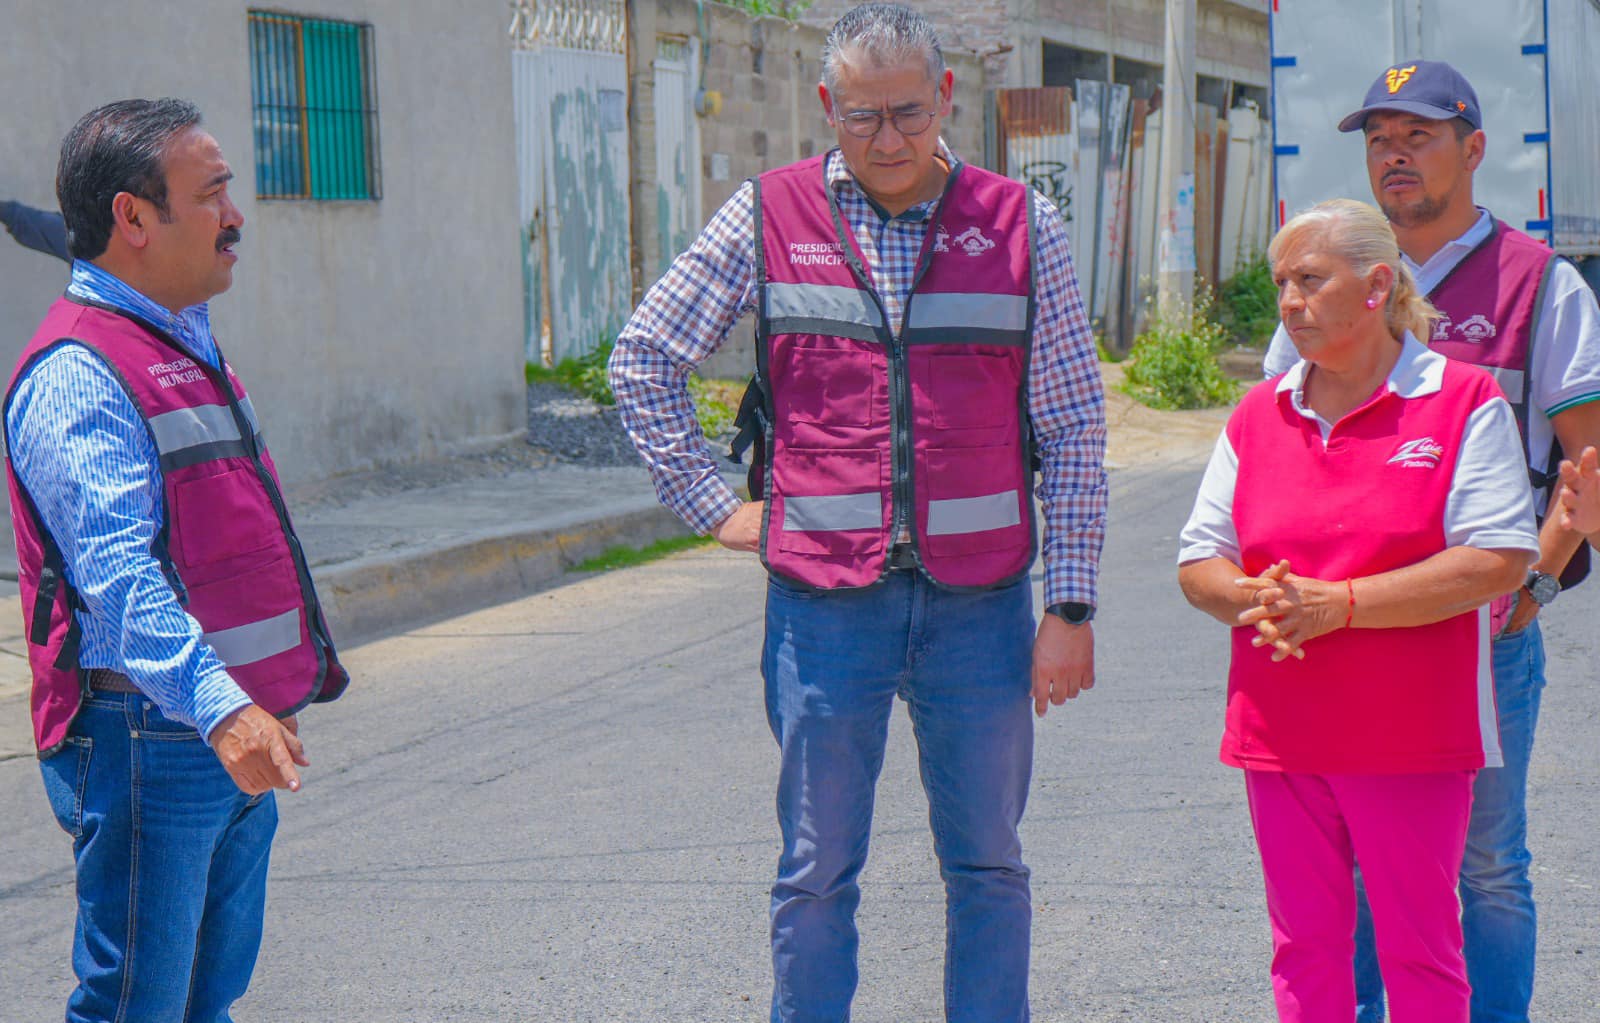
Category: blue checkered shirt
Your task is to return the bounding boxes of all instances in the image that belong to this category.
[5,262,248,740]
[610,146,1106,606]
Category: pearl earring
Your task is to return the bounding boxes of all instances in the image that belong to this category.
[1366,297,1378,309]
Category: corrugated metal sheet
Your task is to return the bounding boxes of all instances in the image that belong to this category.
[513,47,633,364]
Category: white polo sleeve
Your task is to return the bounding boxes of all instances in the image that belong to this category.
[1178,431,1241,565]
[1533,260,1600,418]
[1444,396,1541,552]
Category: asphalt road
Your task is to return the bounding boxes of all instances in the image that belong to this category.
[2,463,1596,1021]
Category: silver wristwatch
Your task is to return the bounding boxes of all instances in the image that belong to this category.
[1524,570,1560,607]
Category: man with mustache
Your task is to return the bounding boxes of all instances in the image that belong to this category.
[1262,61,1600,1023]
[6,99,348,1022]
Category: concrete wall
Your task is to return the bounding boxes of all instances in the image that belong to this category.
[0,0,525,488]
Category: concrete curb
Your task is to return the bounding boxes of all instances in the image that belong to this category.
[313,503,694,643]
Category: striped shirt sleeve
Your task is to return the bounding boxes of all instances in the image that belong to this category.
[7,345,250,740]
[607,183,758,534]
[1029,192,1108,607]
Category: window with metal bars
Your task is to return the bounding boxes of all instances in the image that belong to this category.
[248,11,381,200]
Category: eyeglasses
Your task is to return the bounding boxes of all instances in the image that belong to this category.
[837,105,937,139]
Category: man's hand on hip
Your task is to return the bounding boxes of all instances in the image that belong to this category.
[713,500,764,552]
[211,704,309,795]
[1031,616,1094,717]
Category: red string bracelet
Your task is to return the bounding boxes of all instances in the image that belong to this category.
[1345,578,1356,630]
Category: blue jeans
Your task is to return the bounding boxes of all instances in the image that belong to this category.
[762,571,1036,1023]
[39,692,278,1023]
[1351,621,1546,1023]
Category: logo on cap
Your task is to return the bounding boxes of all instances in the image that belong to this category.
[1386,65,1418,94]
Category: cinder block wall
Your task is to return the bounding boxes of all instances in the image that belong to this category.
[629,0,988,379]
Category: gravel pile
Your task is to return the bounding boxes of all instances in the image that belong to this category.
[287,380,743,513]
[524,380,642,467]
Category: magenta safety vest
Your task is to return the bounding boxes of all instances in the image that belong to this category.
[1426,219,1586,597]
[750,153,1037,590]
[6,298,349,756]
[1223,358,1504,774]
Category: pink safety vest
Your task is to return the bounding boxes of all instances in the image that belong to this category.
[751,154,1037,590]
[6,298,348,756]
[1223,360,1505,774]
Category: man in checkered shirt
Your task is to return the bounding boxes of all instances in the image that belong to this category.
[608,5,1105,1019]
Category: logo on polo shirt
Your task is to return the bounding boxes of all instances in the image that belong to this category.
[1455,314,1497,343]
[953,226,996,257]
[1388,437,1446,469]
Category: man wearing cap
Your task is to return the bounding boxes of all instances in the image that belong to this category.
[1263,60,1600,1023]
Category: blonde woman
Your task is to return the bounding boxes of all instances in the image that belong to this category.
[1177,199,1539,1022]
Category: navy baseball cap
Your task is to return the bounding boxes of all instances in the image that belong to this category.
[1337,59,1483,133]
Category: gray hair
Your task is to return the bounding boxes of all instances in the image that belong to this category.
[820,3,946,92]
[1269,198,1441,341]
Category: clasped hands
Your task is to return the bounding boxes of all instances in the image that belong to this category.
[1233,559,1347,663]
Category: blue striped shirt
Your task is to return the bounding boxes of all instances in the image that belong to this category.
[6,261,249,740]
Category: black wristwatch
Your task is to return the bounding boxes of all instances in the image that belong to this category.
[1046,602,1095,625]
[1524,570,1560,607]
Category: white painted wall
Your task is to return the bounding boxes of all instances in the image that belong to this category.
[0,0,525,487]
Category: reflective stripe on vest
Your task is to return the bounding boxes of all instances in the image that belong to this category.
[926,489,1023,536]
[904,293,1029,346]
[766,282,886,341]
[147,399,264,471]
[203,608,302,667]
[782,492,883,532]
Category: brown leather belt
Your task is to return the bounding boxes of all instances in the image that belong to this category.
[86,669,141,694]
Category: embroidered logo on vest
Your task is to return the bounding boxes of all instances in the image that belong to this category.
[1387,437,1445,469]
[933,225,951,253]
[1432,316,1452,342]
[953,226,996,256]
[1454,314,1497,343]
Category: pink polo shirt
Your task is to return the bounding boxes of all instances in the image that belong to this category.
[1180,335,1539,774]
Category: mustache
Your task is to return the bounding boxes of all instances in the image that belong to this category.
[1382,170,1420,185]
[216,227,242,251]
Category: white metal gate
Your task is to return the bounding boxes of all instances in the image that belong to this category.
[511,0,632,364]
[652,36,702,284]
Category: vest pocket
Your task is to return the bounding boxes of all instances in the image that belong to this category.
[169,466,282,576]
[773,447,885,556]
[919,445,1028,556]
[773,344,880,428]
[911,350,1021,431]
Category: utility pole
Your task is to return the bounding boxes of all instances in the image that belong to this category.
[1155,0,1197,318]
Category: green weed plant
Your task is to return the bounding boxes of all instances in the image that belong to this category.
[1213,254,1279,348]
[1120,293,1243,411]
[571,533,718,573]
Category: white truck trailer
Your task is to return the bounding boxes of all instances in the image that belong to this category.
[1270,0,1600,284]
